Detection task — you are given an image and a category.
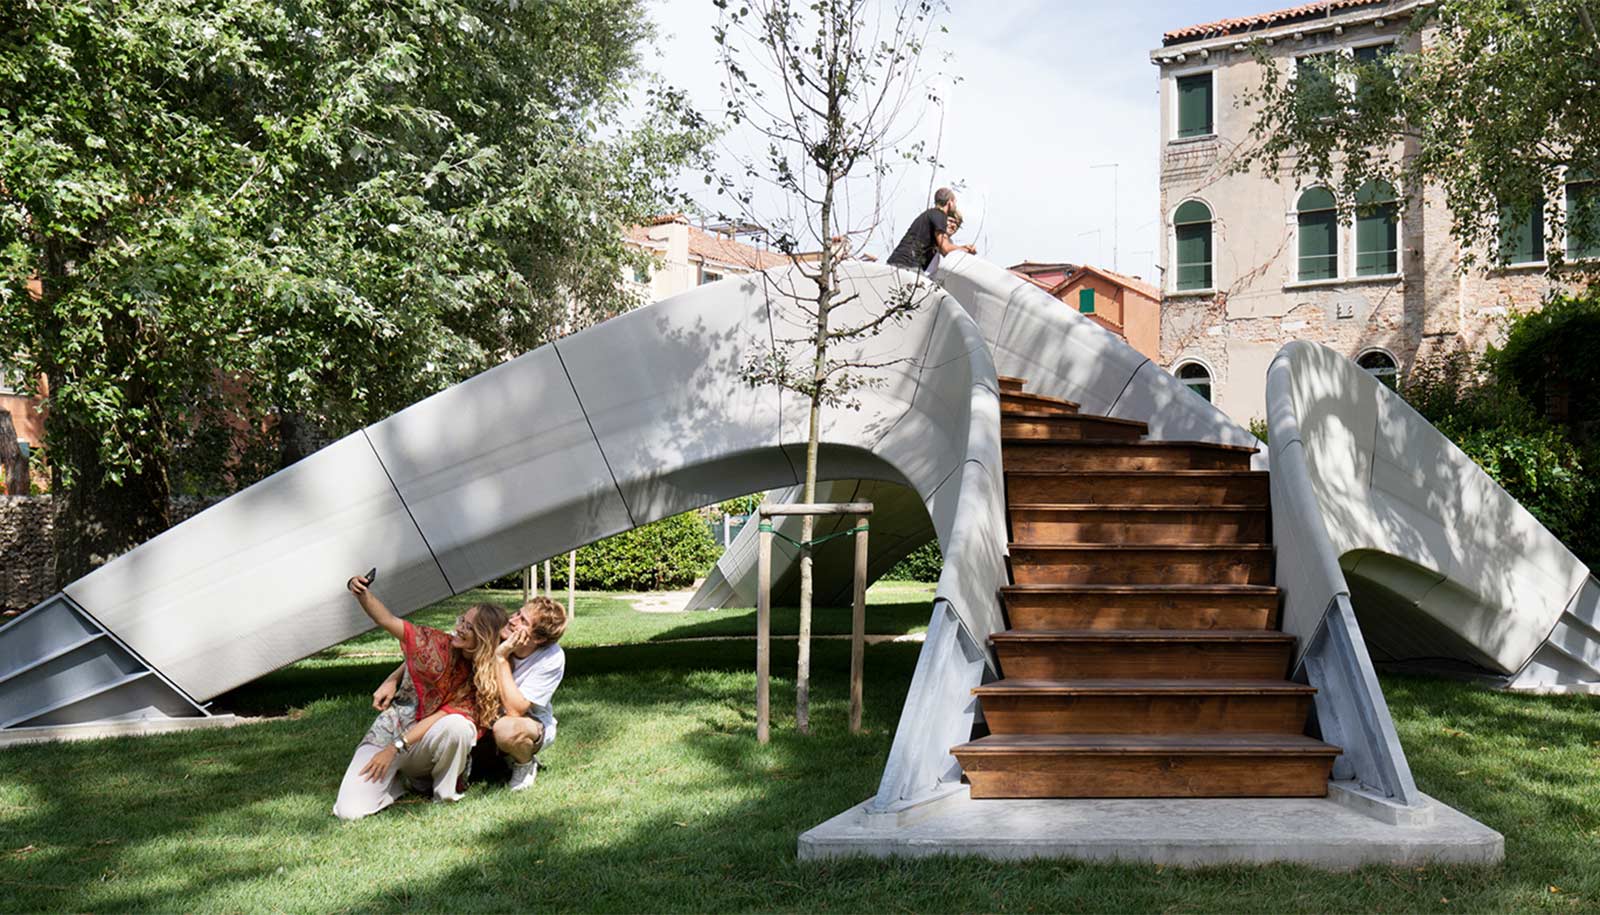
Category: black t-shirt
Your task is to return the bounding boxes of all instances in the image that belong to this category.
[887,207,950,271]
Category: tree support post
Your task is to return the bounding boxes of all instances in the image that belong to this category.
[755,502,874,741]
[756,519,773,744]
[850,514,869,734]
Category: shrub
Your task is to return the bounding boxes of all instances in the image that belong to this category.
[572,511,721,591]
[1402,314,1600,566]
[886,540,942,582]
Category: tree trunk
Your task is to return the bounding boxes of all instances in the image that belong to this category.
[52,412,171,586]
[278,411,322,469]
[0,410,28,496]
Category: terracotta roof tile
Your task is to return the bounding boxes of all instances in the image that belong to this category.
[685,228,790,271]
[1164,0,1392,45]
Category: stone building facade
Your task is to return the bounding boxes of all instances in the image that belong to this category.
[1151,0,1582,422]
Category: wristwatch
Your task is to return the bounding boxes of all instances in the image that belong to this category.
[392,736,409,753]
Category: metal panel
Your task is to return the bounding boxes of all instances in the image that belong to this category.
[64,432,451,700]
[363,347,634,589]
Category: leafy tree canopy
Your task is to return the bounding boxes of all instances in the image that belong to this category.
[0,0,709,579]
[1236,0,1600,271]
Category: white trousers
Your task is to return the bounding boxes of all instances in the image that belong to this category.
[332,713,476,820]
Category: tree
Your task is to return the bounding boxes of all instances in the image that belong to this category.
[0,0,709,583]
[1235,0,1600,272]
[713,0,948,732]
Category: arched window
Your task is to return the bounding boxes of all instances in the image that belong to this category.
[1357,349,1399,390]
[1297,187,1339,281]
[1173,200,1213,292]
[1568,168,1600,260]
[1355,181,1399,276]
[1175,361,1213,403]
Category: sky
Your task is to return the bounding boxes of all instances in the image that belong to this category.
[639,0,1268,284]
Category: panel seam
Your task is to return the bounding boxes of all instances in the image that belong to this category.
[362,430,456,594]
[553,342,638,529]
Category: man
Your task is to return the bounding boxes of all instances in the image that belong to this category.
[887,187,976,273]
[483,595,567,791]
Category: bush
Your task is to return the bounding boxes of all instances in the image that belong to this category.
[886,540,942,582]
[572,511,721,591]
[1402,306,1600,566]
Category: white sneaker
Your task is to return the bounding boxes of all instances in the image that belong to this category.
[508,757,538,792]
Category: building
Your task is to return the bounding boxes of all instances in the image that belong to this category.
[1008,262,1162,360]
[624,215,791,302]
[1152,0,1582,422]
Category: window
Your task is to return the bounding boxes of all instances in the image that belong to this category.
[1297,187,1339,281]
[631,263,651,285]
[1294,54,1338,109]
[1355,180,1399,276]
[1498,191,1545,265]
[1078,288,1096,314]
[1176,73,1214,139]
[1352,43,1396,104]
[1357,350,1399,390]
[1173,200,1214,292]
[1567,169,1600,260]
[1175,361,1213,403]
[699,268,724,285]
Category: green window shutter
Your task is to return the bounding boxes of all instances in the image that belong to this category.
[1498,196,1545,265]
[1298,211,1339,280]
[1355,205,1397,275]
[1568,180,1600,260]
[1079,288,1096,314]
[1174,200,1214,292]
[1175,224,1213,291]
[1177,74,1213,138]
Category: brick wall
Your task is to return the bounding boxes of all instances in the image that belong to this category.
[0,496,220,612]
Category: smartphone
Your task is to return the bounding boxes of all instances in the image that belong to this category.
[365,566,378,584]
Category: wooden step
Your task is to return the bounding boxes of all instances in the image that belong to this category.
[1003,440,1258,473]
[998,375,1027,394]
[1001,391,1080,416]
[1009,504,1269,545]
[1006,471,1269,507]
[974,678,1317,736]
[1001,413,1146,442]
[1001,584,1281,631]
[1009,544,1274,586]
[990,630,1294,679]
[952,733,1339,798]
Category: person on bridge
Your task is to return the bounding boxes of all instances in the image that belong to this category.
[886,187,977,274]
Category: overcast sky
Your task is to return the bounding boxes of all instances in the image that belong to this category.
[641,0,1268,284]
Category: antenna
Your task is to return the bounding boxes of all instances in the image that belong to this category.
[1091,163,1120,272]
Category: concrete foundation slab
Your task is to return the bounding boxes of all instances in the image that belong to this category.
[0,714,244,748]
[799,788,1503,869]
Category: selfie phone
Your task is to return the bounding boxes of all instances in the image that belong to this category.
[365,566,378,584]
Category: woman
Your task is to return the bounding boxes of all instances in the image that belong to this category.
[332,573,508,820]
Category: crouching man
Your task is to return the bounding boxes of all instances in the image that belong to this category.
[481,596,568,791]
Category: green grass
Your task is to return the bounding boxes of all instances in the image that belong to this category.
[309,581,935,664]
[1,583,1598,912]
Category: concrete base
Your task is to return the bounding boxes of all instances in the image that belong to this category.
[799,787,1503,869]
[0,714,244,748]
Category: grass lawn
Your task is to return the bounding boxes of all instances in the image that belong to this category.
[1,581,1598,912]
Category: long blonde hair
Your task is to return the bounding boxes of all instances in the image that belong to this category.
[459,602,509,729]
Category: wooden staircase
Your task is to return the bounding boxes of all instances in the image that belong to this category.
[951,376,1339,799]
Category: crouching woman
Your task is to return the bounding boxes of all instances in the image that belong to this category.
[333,573,507,820]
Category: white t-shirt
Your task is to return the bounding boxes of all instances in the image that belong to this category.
[511,642,565,745]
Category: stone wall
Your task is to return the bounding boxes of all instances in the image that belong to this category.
[0,496,220,612]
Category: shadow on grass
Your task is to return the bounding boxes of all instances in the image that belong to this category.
[645,600,933,643]
[6,646,1600,911]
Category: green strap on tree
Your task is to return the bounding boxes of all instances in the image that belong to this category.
[756,520,869,552]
